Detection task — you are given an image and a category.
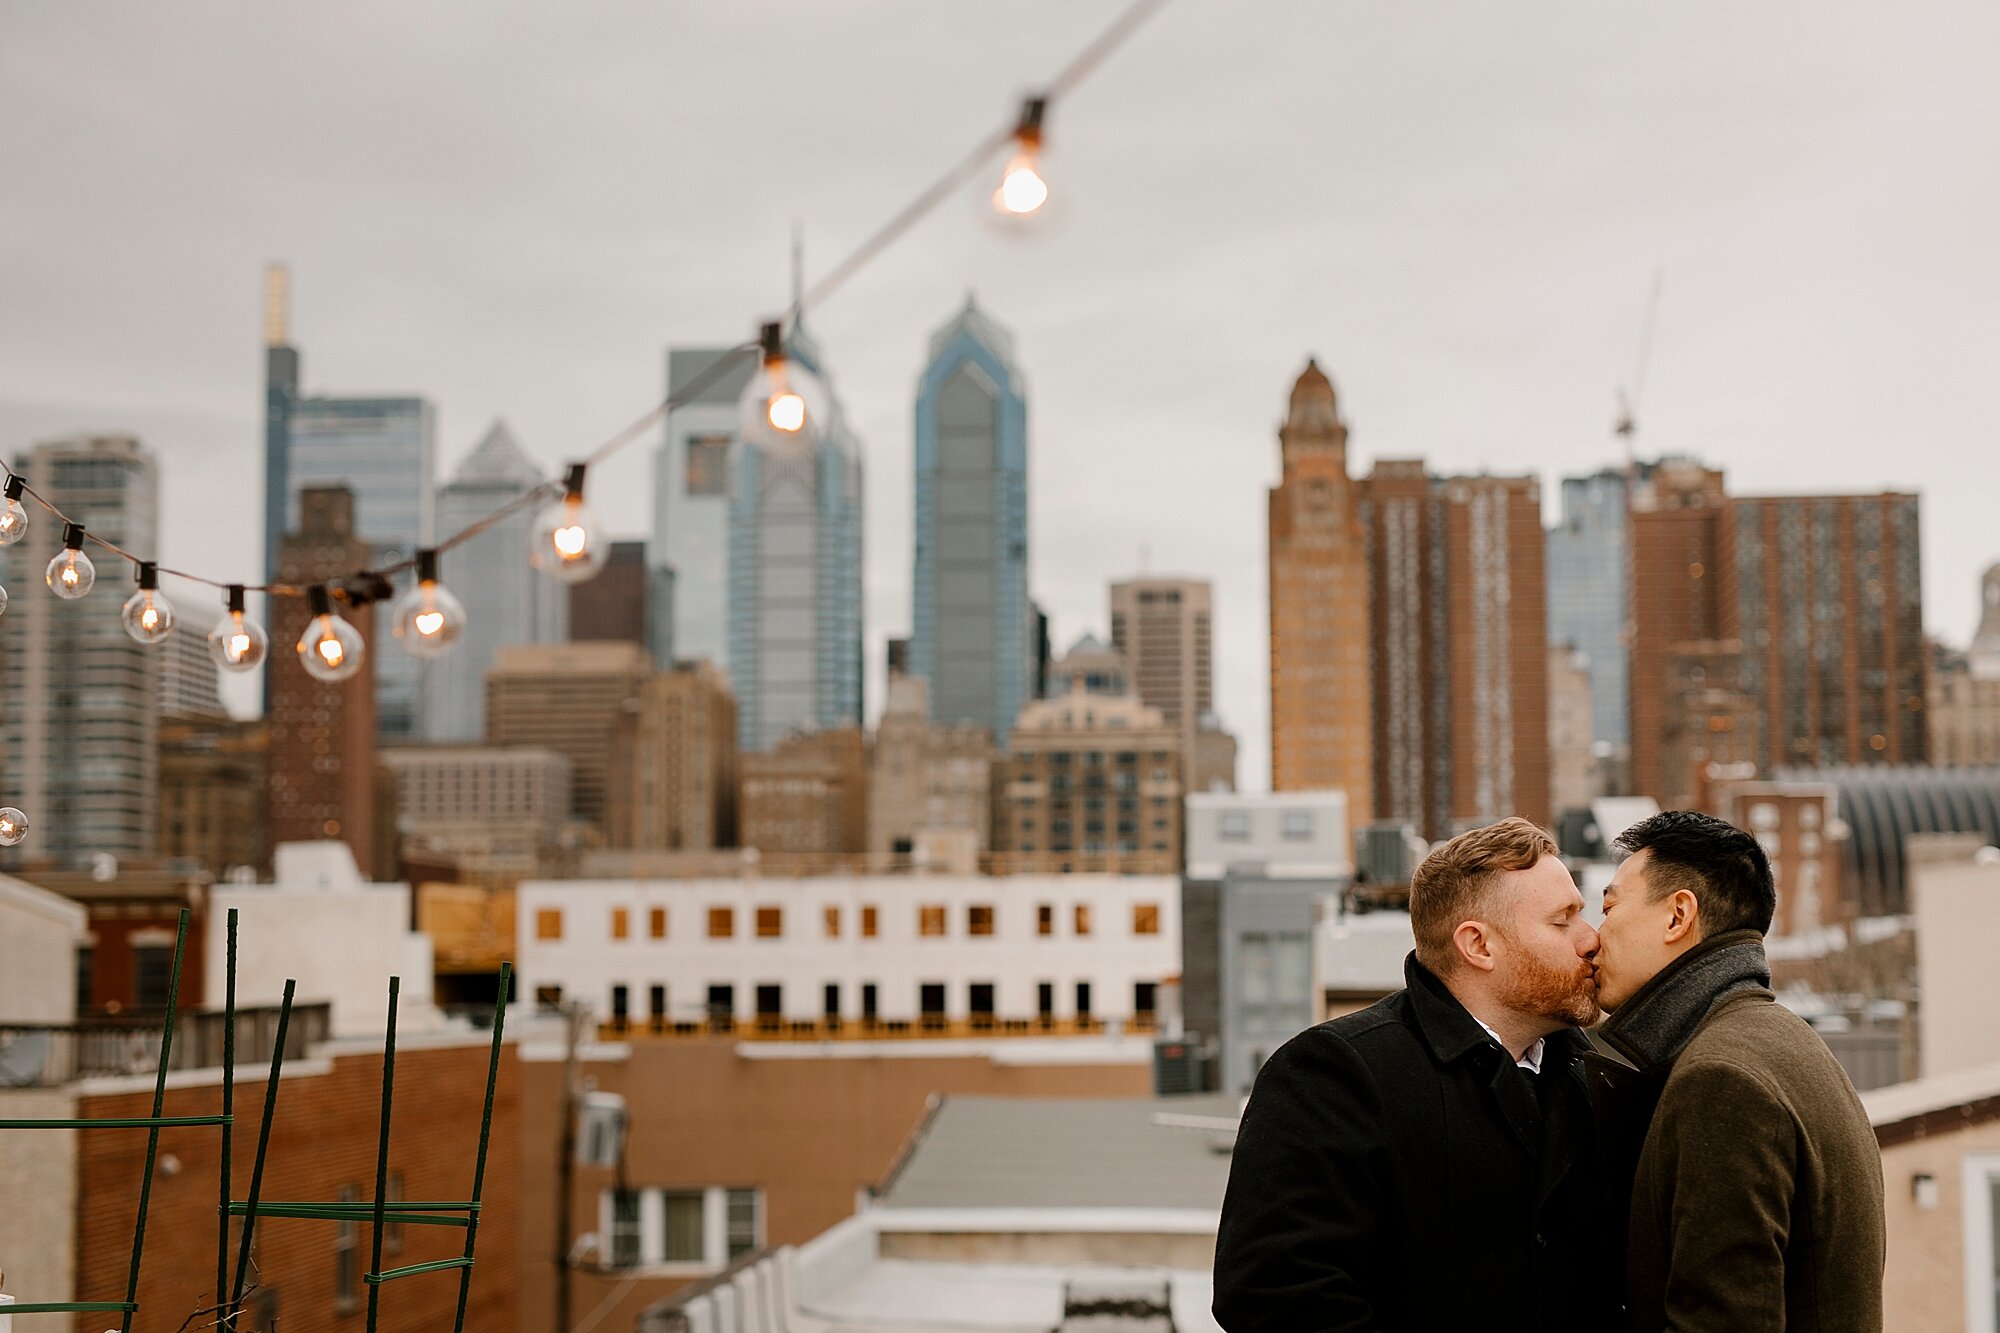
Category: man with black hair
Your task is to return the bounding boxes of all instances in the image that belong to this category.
[1592,809,1885,1332]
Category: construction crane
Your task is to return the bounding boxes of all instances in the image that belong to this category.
[1614,271,1664,448]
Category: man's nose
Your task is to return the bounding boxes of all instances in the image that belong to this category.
[1578,923,1601,959]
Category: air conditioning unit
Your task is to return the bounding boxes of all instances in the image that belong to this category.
[576,1091,627,1168]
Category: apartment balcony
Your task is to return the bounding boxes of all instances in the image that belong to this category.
[0,1002,329,1089]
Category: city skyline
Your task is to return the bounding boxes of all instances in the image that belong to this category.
[3,1,1997,792]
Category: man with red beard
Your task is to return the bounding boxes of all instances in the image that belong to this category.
[1213,817,1617,1331]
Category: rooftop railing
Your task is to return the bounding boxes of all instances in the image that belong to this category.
[0,1003,329,1090]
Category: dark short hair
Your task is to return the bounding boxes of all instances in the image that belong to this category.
[1613,810,1775,937]
[1409,817,1561,972]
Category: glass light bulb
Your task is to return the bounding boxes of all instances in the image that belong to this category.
[45,549,95,599]
[121,587,176,644]
[208,610,269,672]
[0,498,26,546]
[391,578,466,659]
[0,806,27,847]
[296,611,366,683]
[0,582,9,618]
[995,149,1050,215]
[739,354,828,452]
[530,494,609,583]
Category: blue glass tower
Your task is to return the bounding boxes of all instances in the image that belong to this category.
[1546,468,1630,750]
[910,296,1030,746]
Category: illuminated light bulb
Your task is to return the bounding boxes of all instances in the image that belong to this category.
[296,584,366,683]
[207,584,268,672]
[120,561,176,645]
[0,806,27,847]
[45,522,95,599]
[390,549,467,659]
[0,582,8,618]
[992,97,1050,217]
[0,475,28,546]
[529,464,609,584]
[739,322,829,451]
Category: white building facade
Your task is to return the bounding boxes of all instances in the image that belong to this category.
[517,873,1179,1029]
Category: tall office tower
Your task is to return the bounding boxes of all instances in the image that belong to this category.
[1267,361,1373,817]
[910,297,1031,746]
[1549,644,1597,815]
[267,486,379,874]
[728,324,865,751]
[605,660,740,851]
[1361,464,1551,838]
[1928,568,2000,766]
[1546,468,1631,768]
[0,436,161,863]
[1717,492,1926,769]
[1626,458,1729,804]
[157,605,227,721]
[427,421,568,742]
[262,267,437,744]
[484,641,654,832]
[160,717,268,878]
[1974,563,2000,679]
[570,540,649,649]
[262,266,299,590]
[995,635,1184,875]
[655,346,757,670]
[1112,572,1216,784]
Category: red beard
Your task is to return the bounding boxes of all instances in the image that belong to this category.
[1499,948,1601,1028]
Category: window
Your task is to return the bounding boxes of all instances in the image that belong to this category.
[1133,903,1161,936]
[535,985,564,1007]
[968,904,995,937]
[1074,904,1092,936]
[862,983,879,1020]
[1038,982,1055,1017]
[756,906,783,939]
[649,907,668,939]
[1281,809,1315,841]
[1037,904,1055,937]
[823,905,841,938]
[135,944,174,1008]
[969,982,995,1016]
[685,432,732,496]
[334,1184,360,1313]
[1075,981,1093,1017]
[708,907,734,939]
[1134,981,1159,1017]
[663,1190,704,1262]
[536,908,563,941]
[823,983,841,1019]
[726,1188,762,1259]
[861,906,879,938]
[1219,811,1251,842]
[608,1188,642,1267]
[75,945,92,1013]
[612,908,630,940]
[919,905,947,937]
[755,984,782,1018]
[920,983,947,1017]
[706,984,734,1026]
[649,984,667,1022]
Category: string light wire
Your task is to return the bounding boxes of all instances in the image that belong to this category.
[0,0,1172,610]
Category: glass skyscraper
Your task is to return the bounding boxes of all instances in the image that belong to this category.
[1546,468,1630,751]
[655,346,758,672]
[0,436,161,863]
[426,421,567,742]
[910,297,1030,746]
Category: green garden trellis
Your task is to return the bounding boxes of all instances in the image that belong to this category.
[0,907,511,1333]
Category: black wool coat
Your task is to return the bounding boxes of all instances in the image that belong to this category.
[1212,954,1618,1333]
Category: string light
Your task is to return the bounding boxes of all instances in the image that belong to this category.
[741,321,827,449]
[0,475,27,546]
[208,584,268,672]
[297,584,366,683]
[121,560,176,644]
[46,523,95,599]
[529,464,609,583]
[0,807,27,847]
[994,98,1051,217]
[391,549,466,658]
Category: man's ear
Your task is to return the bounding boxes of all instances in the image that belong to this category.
[1662,889,1701,946]
[1451,920,1499,973]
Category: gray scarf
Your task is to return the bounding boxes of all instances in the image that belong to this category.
[1600,928,1772,1070]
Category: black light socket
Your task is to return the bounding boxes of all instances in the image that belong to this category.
[1018,96,1047,140]
[416,549,440,584]
[3,475,23,502]
[226,584,247,616]
[759,321,785,363]
[563,463,587,501]
[137,560,159,590]
[308,584,335,618]
[62,522,84,551]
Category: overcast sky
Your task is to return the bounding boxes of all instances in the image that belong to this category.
[3,1,1996,787]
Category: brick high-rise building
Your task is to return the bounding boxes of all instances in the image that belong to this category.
[739,726,868,859]
[160,717,268,879]
[867,672,994,858]
[1360,465,1551,838]
[267,485,379,874]
[1717,492,1926,770]
[484,641,653,833]
[1267,361,1373,816]
[606,660,739,851]
[1626,459,1729,804]
[569,538,650,651]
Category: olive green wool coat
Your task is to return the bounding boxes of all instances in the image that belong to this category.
[1623,987,1886,1332]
